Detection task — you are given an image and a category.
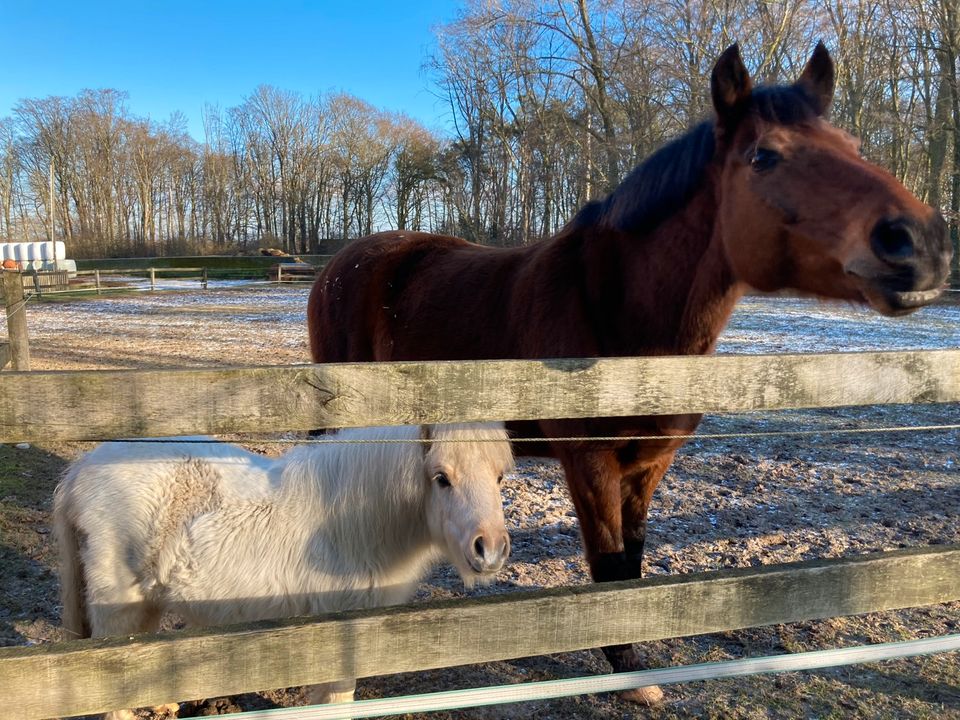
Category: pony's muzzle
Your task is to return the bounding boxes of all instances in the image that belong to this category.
[469,530,510,573]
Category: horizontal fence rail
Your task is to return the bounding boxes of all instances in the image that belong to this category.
[0,350,958,443]
[2,544,958,719]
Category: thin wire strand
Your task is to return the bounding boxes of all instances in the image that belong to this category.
[100,422,960,445]
[226,634,960,720]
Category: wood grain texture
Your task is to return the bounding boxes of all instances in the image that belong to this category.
[0,350,957,442]
[3,545,958,719]
[2,271,30,371]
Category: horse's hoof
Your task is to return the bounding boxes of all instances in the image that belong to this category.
[619,684,665,706]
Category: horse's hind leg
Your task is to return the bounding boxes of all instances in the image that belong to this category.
[305,678,356,705]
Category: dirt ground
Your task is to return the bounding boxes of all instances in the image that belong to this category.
[1,284,958,719]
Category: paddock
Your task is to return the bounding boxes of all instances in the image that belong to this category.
[0,281,957,718]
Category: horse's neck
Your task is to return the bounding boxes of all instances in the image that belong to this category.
[590,180,744,356]
[277,442,434,572]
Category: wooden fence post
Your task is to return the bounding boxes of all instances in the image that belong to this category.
[201,267,208,289]
[2,271,30,371]
[94,269,101,295]
[149,267,156,291]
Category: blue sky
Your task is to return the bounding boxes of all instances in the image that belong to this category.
[1,0,462,140]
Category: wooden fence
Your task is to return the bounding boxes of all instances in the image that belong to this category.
[0,281,957,717]
[73,267,209,293]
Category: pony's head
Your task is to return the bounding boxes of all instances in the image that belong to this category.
[712,43,952,316]
[421,423,513,587]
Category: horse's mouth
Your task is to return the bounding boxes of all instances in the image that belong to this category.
[848,272,946,316]
[863,285,944,316]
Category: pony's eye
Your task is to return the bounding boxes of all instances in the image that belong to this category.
[433,472,451,488]
[497,474,504,486]
[750,148,781,172]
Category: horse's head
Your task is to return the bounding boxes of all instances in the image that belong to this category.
[712,43,952,316]
[422,423,513,587]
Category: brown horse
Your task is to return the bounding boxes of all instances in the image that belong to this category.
[307,44,952,700]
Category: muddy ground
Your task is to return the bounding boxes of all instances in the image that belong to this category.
[1,284,958,719]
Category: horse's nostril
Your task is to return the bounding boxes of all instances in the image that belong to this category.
[871,219,916,261]
[473,536,485,559]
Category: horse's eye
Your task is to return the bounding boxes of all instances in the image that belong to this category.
[433,472,451,488]
[750,148,781,172]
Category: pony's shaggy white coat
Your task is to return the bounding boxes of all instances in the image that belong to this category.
[54,423,513,718]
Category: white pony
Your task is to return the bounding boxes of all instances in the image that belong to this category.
[54,423,513,719]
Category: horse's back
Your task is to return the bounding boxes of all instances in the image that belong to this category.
[309,231,479,363]
[308,230,563,363]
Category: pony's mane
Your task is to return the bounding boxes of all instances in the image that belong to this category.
[278,424,423,501]
[277,423,511,504]
[574,83,823,235]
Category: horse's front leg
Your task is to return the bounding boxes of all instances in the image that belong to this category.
[551,443,626,579]
[621,451,676,573]
[552,432,676,705]
[599,452,676,705]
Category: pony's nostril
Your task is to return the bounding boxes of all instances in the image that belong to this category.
[473,536,485,559]
[871,219,916,261]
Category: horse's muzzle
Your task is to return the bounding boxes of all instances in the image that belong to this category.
[848,213,953,316]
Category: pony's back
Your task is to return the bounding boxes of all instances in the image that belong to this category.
[54,438,275,637]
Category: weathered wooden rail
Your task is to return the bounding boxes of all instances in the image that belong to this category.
[0,350,956,443]
[0,348,957,718]
[3,545,958,719]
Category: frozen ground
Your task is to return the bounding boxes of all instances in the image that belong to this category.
[22,286,960,371]
[2,287,958,718]
[720,294,959,353]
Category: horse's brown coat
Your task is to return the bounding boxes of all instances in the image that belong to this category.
[307,43,952,679]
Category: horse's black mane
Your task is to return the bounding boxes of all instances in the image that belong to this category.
[573,83,823,235]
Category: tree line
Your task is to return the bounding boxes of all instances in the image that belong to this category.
[0,0,957,271]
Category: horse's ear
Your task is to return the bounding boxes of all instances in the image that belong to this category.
[796,41,835,117]
[419,425,432,454]
[711,43,752,126]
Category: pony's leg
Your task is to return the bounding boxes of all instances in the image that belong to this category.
[102,710,137,720]
[87,579,172,719]
[305,679,356,704]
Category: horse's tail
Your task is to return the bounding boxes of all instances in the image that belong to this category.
[53,482,91,639]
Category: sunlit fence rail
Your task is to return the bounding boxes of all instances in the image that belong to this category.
[0,283,957,718]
